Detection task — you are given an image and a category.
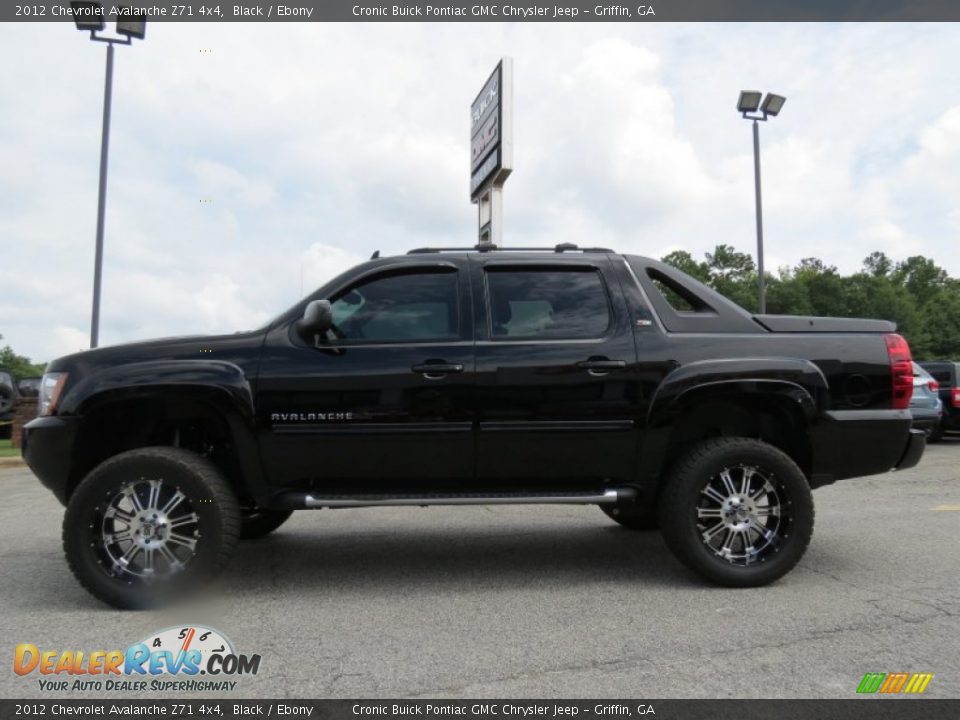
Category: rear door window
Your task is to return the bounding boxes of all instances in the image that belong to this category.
[485,267,612,340]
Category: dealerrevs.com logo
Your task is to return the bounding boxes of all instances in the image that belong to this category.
[14,626,260,693]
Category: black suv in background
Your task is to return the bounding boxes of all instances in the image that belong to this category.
[17,377,41,398]
[918,361,960,435]
[0,371,17,440]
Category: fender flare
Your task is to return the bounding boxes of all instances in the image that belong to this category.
[60,359,254,419]
[639,357,829,485]
[60,360,265,502]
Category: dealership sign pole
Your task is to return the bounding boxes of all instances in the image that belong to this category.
[471,58,513,247]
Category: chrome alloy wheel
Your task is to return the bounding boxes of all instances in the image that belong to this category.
[696,465,792,566]
[96,479,200,580]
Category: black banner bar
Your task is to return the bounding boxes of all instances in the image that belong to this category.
[2,700,960,720]
[5,0,960,23]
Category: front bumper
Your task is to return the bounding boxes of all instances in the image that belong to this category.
[22,415,80,506]
[809,410,925,488]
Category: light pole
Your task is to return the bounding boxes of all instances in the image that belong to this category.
[70,2,146,348]
[737,90,785,314]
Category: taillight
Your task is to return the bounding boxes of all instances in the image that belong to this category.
[39,373,68,417]
[952,386,960,408]
[928,380,939,393]
[884,334,913,410]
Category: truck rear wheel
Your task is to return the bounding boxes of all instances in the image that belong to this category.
[658,437,814,587]
[240,508,293,539]
[63,447,241,609]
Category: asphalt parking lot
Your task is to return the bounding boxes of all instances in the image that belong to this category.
[1,439,959,700]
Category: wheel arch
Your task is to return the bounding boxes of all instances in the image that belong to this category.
[62,362,264,505]
[640,358,829,490]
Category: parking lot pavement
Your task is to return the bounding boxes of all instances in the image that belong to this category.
[2,439,959,700]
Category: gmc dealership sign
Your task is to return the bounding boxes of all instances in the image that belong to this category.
[470,59,513,200]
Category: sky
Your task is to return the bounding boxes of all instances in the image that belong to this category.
[1,21,959,362]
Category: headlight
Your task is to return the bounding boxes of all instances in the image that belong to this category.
[39,373,68,416]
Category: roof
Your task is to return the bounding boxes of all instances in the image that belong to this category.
[403,243,615,256]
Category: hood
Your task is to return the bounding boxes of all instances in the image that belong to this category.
[46,330,268,378]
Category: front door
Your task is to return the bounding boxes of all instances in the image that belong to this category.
[257,262,475,491]
[472,256,640,488]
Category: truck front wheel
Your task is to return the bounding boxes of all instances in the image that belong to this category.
[63,447,241,609]
[658,437,814,587]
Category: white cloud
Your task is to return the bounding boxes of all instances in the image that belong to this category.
[192,274,267,332]
[1,22,960,361]
[300,243,368,293]
[190,159,277,208]
[51,327,89,358]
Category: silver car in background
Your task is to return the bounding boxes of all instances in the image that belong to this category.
[911,362,943,442]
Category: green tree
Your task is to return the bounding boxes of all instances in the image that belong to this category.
[844,273,927,355]
[918,286,960,360]
[863,251,893,278]
[658,245,960,359]
[792,258,848,317]
[892,256,949,307]
[765,268,814,316]
[0,335,46,379]
[705,244,759,311]
[661,250,710,283]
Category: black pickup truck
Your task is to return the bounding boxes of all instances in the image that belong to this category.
[23,245,925,608]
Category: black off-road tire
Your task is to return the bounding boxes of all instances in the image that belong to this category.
[600,502,658,530]
[658,437,814,587]
[240,508,293,539]
[0,384,15,415]
[2,374,22,438]
[63,447,241,610]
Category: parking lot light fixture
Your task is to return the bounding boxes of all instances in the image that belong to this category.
[69,1,104,31]
[737,90,762,114]
[737,90,787,314]
[761,93,786,117]
[70,4,146,348]
[116,17,147,40]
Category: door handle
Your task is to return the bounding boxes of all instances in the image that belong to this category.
[412,362,464,379]
[576,358,626,376]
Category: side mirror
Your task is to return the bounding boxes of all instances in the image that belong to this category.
[296,299,333,340]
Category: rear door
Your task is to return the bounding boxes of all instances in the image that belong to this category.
[471,255,640,488]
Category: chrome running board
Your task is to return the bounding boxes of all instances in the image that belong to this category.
[277,487,635,510]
